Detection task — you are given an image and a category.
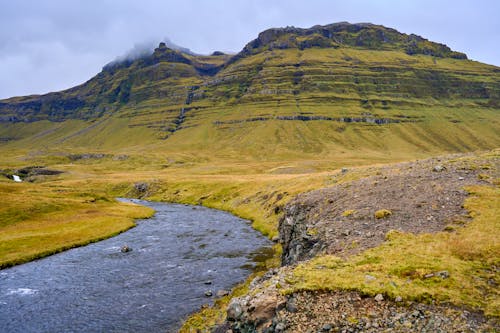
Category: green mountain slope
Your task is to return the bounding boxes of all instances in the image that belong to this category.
[0,22,498,162]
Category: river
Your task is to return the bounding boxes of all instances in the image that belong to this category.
[0,199,272,332]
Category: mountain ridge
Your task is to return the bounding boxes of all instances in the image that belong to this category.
[0,21,498,159]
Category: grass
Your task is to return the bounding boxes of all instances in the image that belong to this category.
[0,144,382,268]
[374,209,392,219]
[289,184,500,317]
[0,178,154,268]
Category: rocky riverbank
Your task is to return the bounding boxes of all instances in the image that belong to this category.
[215,152,499,332]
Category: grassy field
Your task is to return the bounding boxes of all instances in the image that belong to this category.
[0,174,154,268]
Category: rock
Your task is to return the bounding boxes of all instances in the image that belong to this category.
[279,204,322,265]
[246,292,285,328]
[286,297,298,313]
[322,323,333,331]
[365,274,377,281]
[436,270,449,279]
[120,245,132,253]
[458,176,464,180]
[227,300,243,321]
[217,289,230,297]
[112,154,129,161]
[341,168,349,174]
[433,165,446,172]
[134,182,149,194]
[395,296,403,302]
[374,293,384,302]
[204,290,213,297]
[275,322,286,332]
[204,280,212,285]
[271,236,280,243]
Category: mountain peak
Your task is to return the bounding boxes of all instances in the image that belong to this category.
[235,22,467,60]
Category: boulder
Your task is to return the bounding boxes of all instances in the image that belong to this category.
[120,245,132,253]
[433,165,446,172]
[227,300,243,321]
[217,290,230,297]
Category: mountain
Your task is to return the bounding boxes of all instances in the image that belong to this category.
[0,22,499,159]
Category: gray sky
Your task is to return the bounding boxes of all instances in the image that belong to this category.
[1,0,499,99]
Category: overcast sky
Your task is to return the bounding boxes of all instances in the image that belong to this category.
[1,0,499,99]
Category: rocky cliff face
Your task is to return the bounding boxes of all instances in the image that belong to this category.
[236,22,467,59]
[278,202,323,265]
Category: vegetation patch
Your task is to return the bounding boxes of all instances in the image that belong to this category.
[342,209,355,217]
[374,209,392,219]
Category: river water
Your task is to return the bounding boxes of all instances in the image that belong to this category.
[0,199,272,332]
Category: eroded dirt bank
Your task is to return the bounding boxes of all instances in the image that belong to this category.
[215,152,499,332]
[279,155,494,263]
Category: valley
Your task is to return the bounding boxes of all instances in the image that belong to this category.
[0,22,498,332]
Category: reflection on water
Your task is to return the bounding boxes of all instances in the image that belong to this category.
[0,199,272,333]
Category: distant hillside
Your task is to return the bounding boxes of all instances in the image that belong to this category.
[0,22,498,158]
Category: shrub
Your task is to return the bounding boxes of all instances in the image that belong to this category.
[374,209,392,219]
[342,209,355,217]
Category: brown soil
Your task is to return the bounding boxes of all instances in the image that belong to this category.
[281,153,499,263]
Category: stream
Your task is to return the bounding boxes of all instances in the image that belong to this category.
[0,199,273,332]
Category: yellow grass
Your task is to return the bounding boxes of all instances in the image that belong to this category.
[0,179,153,268]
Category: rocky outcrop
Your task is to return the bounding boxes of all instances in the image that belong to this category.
[279,202,323,265]
[0,166,64,182]
[220,268,496,333]
[213,116,415,126]
[234,22,467,60]
[222,269,288,332]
